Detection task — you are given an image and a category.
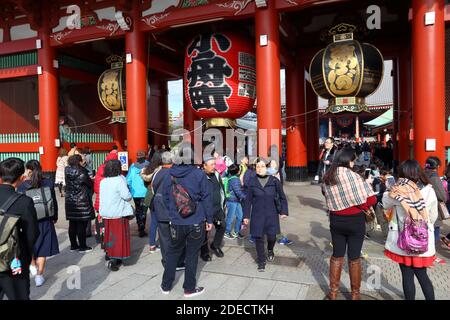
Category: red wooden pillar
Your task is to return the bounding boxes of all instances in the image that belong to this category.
[155,80,169,147]
[112,123,126,151]
[37,23,59,173]
[3,27,11,42]
[255,1,281,159]
[398,48,412,163]
[125,3,148,164]
[392,59,399,164]
[285,58,308,181]
[412,0,445,171]
[306,80,319,174]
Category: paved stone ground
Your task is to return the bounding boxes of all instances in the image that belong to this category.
[29,183,450,300]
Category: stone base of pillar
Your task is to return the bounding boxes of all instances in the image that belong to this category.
[285,166,308,182]
[307,161,319,176]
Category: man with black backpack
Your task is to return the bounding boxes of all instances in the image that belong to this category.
[160,146,213,298]
[0,158,39,300]
[151,151,185,270]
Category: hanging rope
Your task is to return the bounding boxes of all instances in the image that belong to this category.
[147,121,207,137]
[66,117,111,129]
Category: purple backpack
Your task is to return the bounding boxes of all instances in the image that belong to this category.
[397,215,429,255]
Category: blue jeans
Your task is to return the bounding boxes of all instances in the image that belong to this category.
[225,201,243,234]
[149,210,158,246]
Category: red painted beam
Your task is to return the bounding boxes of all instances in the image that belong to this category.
[0,143,40,153]
[62,142,116,151]
[59,66,99,84]
[0,37,38,55]
[49,20,126,47]
[139,0,255,32]
[0,65,38,79]
[148,55,182,78]
[276,0,351,12]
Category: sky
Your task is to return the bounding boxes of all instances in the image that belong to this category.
[168,70,286,115]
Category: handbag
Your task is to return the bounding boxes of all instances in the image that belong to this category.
[397,212,428,255]
[438,201,450,220]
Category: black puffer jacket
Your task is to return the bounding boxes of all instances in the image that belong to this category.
[65,165,95,221]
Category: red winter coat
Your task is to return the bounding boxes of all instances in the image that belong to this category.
[94,151,118,212]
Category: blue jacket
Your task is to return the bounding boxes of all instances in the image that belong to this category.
[162,165,213,225]
[226,175,246,203]
[126,161,149,198]
[99,175,133,219]
[243,175,288,237]
[243,168,256,191]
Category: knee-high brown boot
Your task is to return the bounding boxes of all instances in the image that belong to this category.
[328,256,344,300]
[348,258,361,300]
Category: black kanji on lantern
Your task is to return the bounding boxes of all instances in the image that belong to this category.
[187,33,233,112]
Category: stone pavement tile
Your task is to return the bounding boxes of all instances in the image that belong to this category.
[202,261,276,282]
[196,272,229,300]
[207,274,253,300]
[296,284,309,300]
[90,274,150,300]
[267,281,304,300]
[270,269,318,286]
[220,247,246,265]
[120,275,161,300]
[238,278,277,300]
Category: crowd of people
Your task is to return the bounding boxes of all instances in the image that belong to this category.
[0,138,448,300]
[319,136,449,300]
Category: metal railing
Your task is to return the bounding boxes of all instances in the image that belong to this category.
[91,152,109,171]
[0,153,40,163]
[0,132,114,143]
[63,133,114,143]
[0,133,39,143]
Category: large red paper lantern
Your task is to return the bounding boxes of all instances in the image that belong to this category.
[184,32,256,127]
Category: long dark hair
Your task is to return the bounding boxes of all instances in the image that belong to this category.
[398,160,430,185]
[322,148,356,186]
[143,151,162,175]
[25,160,43,189]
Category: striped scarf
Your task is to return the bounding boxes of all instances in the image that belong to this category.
[388,178,428,221]
[323,167,375,211]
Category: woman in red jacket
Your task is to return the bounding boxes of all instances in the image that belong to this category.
[94,150,118,253]
[322,148,377,300]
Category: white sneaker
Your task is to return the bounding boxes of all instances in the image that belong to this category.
[35,275,45,287]
[29,265,37,277]
[160,286,170,295]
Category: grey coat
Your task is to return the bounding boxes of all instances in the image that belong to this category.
[427,171,446,227]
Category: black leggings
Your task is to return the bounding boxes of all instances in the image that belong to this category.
[329,212,365,260]
[399,264,435,300]
[69,220,88,248]
[255,235,276,264]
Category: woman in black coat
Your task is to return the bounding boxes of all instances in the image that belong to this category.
[315,137,336,182]
[243,158,288,272]
[65,154,95,253]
